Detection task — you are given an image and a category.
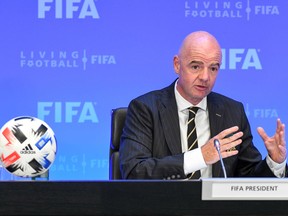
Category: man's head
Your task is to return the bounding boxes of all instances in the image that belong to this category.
[174,31,222,105]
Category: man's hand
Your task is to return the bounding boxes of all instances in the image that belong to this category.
[257,118,286,164]
[201,126,243,165]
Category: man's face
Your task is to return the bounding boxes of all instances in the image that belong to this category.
[174,36,222,105]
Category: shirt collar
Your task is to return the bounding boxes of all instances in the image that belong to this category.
[174,80,207,112]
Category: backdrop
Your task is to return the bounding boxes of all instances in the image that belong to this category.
[0,0,287,180]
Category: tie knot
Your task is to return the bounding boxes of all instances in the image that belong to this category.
[188,106,199,117]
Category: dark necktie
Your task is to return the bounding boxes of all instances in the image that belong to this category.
[187,106,200,179]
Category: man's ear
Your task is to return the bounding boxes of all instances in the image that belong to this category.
[173,55,180,74]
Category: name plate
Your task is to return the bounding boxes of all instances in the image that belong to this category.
[202,178,288,200]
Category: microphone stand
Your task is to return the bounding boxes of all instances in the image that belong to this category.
[214,139,227,178]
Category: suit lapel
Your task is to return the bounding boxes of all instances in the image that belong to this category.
[207,93,224,137]
[207,93,226,177]
[159,82,182,155]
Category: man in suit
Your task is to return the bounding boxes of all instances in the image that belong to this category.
[119,30,287,179]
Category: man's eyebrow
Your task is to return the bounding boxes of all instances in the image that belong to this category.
[188,61,220,67]
[189,60,204,65]
[211,63,220,67]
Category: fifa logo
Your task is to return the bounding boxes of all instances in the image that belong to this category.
[246,103,278,119]
[221,48,262,70]
[38,0,100,19]
[255,5,279,15]
[37,102,99,123]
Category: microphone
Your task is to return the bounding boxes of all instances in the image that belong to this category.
[214,139,227,178]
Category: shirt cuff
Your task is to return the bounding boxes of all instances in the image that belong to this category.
[184,148,207,175]
[266,155,287,178]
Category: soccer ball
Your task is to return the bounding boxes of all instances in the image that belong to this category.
[0,116,57,178]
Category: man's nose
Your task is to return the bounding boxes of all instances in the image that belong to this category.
[199,67,209,81]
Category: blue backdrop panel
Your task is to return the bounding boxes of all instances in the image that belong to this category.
[0,0,287,180]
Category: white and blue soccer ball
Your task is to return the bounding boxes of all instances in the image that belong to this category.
[0,116,57,178]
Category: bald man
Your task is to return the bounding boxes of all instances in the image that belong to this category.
[119,31,287,180]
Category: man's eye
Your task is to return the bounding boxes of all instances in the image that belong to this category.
[192,65,199,70]
[210,66,219,72]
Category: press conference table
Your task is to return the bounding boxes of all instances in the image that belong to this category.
[0,180,287,215]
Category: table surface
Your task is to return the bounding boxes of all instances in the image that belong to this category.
[0,180,287,215]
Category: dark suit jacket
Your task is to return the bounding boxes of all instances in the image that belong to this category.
[119,80,284,179]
